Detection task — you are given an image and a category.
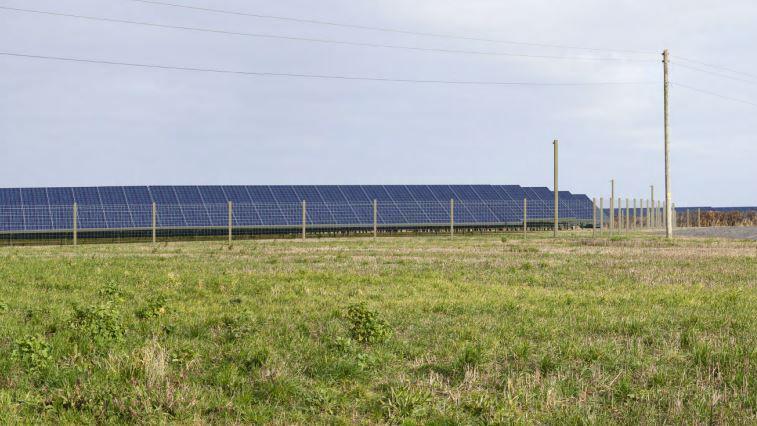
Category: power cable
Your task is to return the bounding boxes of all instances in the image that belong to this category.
[0,51,658,86]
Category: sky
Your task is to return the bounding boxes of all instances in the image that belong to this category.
[1,0,755,206]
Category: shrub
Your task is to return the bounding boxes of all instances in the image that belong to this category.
[345,303,391,344]
[12,335,52,372]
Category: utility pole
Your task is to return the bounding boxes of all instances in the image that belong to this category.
[663,49,673,238]
[553,139,558,238]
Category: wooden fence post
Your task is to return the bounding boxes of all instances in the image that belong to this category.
[450,199,455,238]
[152,202,157,243]
[302,200,307,240]
[373,199,378,238]
[73,202,78,246]
[228,201,233,244]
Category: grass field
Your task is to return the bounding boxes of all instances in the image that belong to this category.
[0,233,755,424]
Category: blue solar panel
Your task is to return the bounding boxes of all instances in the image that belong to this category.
[149,187,186,227]
[71,187,106,229]
[340,186,370,203]
[362,186,406,224]
[314,186,359,224]
[0,184,596,232]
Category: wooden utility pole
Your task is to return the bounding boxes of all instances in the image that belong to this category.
[663,49,673,238]
[553,139,558,237]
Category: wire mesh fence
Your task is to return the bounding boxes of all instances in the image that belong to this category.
[1,199,595,245]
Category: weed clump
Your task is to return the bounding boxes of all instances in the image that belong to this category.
[381,385,432,421]
[70,302,125,345]
[345,303,391,344]
[136,296,168,320]
[12,334,52,372]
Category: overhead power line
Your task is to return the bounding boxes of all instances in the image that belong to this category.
[0,6,657,63]
[674,55,757,81]
[120,0,656,56]
[675,62,757,86]
[673,82,757,108]
[0,51,658,86]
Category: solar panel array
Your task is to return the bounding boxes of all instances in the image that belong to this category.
[0,185,593,231]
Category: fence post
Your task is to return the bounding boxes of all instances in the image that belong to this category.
[73,202,78,246]
[151,202,157,243]
[633,198,637,230]
[450,199,455,238]
[592,197,596,237]
[301,200,307,240]
[553,139,559,238]
[228,201,233,245]
[523,198,527,238]
[373,199,378,238]
[618,198,623,233]
[609,193,614,235]
[625,198,629,231]
[698,208,701,227]
[599,197,604,234]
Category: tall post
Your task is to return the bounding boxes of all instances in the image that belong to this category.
[152,202,157,243]
[610,180,615,235]
[592,197,597,237]
[373,199,378,238]
[523,198,527,238]
[650,186,655,228]
[228,201,233,244]
[618,198,623,232]
[663,49,673,238]
[625,198,630,231]
[553,139,559,237]
[73,202,78,246]
[633,198,637,229]
[301,200,307,240]
[599,197,604,233]
[450,199,455,238]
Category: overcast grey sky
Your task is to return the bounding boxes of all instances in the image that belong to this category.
[1,0,755,205]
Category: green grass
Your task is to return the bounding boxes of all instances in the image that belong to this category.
[0,233,755,424]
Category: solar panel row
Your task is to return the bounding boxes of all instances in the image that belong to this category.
[0,185,593,231]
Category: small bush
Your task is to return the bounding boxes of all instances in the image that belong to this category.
[136,296,168,320]
[345,303,391,344]
[12,335,52,372]
[70,302,125,345]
